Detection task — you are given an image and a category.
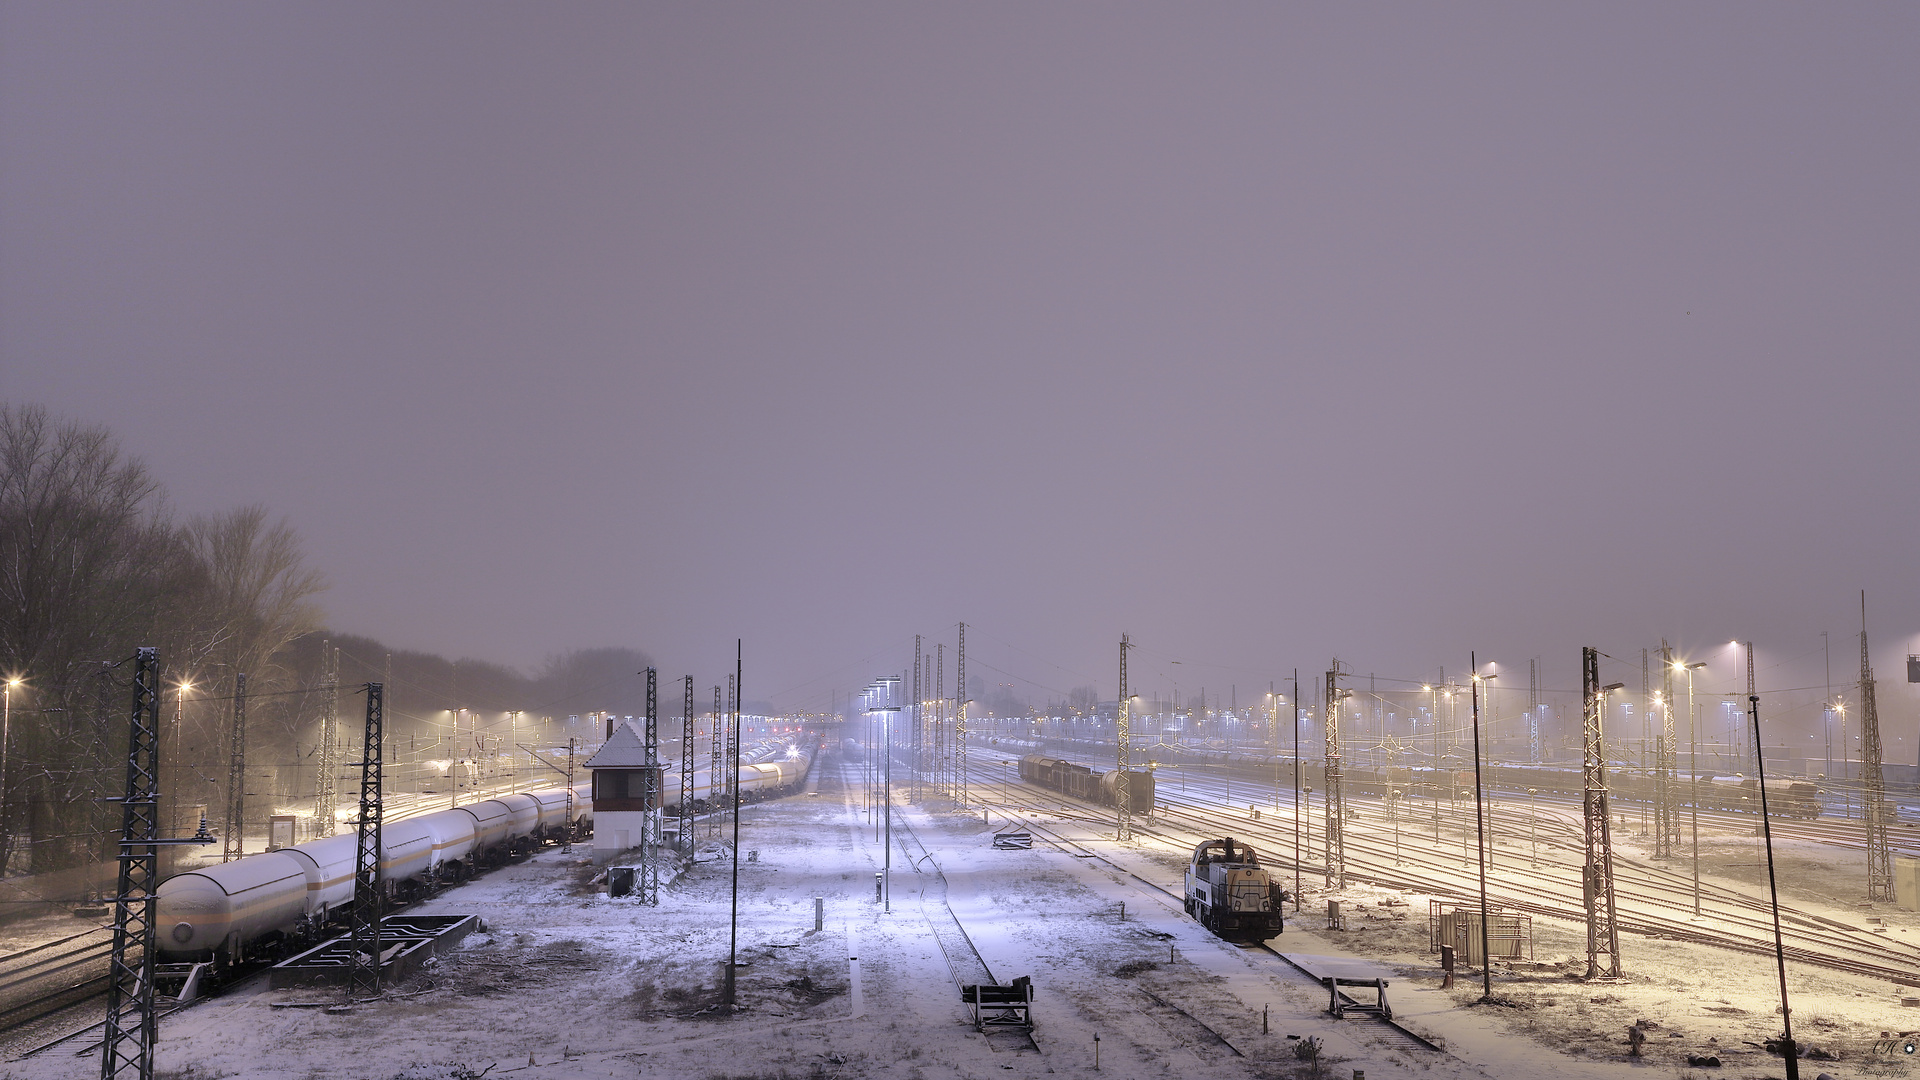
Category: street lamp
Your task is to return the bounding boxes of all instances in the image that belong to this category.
[1526,788,1539,867]
[1674,660,1709,915]
[1,678,19,854]
[508,711,522,793]
[173,680,194,834]
[1389,787,1403,865]
[1469,659,1496,1001]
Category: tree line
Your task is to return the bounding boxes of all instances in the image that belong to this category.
[0,404,654,877]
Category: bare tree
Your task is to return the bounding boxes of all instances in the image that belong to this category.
[178,506,325,842]
[0,404,191,872]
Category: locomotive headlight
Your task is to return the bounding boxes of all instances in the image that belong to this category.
[171,922,194,944]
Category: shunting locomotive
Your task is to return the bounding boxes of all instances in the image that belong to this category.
[1183,837,1286,941]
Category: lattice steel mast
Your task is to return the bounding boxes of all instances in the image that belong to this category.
[1323,661,1348,888]
[1528,659,1541,763]
[1655,642,1678,858]
[317,640,339,836]
[639,668,661,905]
[1581,648,1622,978]
[956,622,967,808]
[1861,592,1894,902]
[347,682,385,998]
[680,675,695,860]
[1116,634,1133,841]
[562,738,576,854]
[223,672,246,861]
[101,649,162,1080]
[708,685,723,839]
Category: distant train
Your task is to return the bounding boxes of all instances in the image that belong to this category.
[1017,755,1156,810]
[1488,764,1823,820]
[1031,738,1824,820]
[623,743,814,816]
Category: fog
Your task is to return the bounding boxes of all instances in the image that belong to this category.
[4,6,1916,741]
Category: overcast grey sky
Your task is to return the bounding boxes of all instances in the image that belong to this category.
[3,4,1916,723]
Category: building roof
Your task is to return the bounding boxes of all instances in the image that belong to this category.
[582,721,659,769]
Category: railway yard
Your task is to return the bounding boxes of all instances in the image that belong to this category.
[1,740,1918,1080]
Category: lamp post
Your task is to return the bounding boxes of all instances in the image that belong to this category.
[1469,658,1495,1001]
[1,678,18,856]
[1389,788,1403,865]
[872,679,901,912]
[508,711,521,793]
[173,681,194,835]
[1425,683,1445,844]
[1527,788,1538,867]
[1291,670,1301,911]
[1676,660,1708,915]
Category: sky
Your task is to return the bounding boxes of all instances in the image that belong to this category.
[3,5,1917,728]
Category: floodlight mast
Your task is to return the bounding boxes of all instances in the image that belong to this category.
[1745,642,1799,1080]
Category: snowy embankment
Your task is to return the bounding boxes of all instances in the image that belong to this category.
[7,752,1916,1080]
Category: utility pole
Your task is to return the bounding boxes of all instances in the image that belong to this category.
[1581,648,1623,979]
[223,672,246,862]
[317,641,338,837]
[1116,634,1133,841]
[347,682,385,998]
[1323,661,1347,888]
[1861,593,1894,902]
[639,668,661,906]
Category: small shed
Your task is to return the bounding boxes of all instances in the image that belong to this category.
[583,721,664,865]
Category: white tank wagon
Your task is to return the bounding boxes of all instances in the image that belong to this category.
[159,852,311,965]
[154,782,592,981]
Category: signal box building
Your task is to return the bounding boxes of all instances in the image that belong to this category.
[583,721,663,865]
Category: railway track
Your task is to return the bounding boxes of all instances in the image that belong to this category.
[1010,810,1445,1055]
[0,926,115,1049]
[882,775,1039,1053]
[973,747,1920,989]
[1145,765,1920,986]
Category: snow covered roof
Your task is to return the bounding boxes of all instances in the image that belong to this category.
[582,721,657,769]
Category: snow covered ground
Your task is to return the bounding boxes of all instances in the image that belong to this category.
[6,751,1917,1080]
